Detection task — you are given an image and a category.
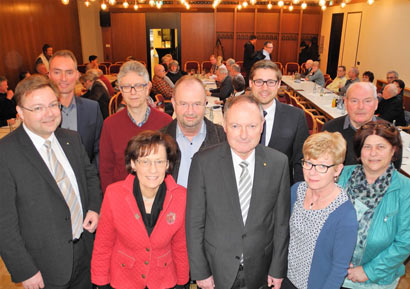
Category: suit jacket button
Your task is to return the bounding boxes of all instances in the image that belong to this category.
[146,248,150,252]
[242,234,247,238]
[65,217,69,221]
[142,274,146,279]
[121,263,125,267]
[164,262,167,266]
[144,261,149,265]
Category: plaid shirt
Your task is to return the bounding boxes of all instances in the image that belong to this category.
[152,75,173,100]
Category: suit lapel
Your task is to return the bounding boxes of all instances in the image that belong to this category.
[124,189,150,240]
[268,99,283,148]
[219,143,245,230]
[75,97,85,137]
[16,126,66,202]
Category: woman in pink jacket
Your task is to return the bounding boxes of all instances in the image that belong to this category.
[92,130,189,289]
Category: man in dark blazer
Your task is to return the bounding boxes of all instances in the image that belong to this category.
[186,94,290,289]
[49,50,103,168]
[249,60,309,183]
[161,76,226,187]
[208,66,233,103]
[0,75,102,289]
[243,35,257,84]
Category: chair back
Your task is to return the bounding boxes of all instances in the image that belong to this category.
[115,61,124,65]
[77,64,87,74]
[316,118,324,133]
[201,61,212,74]
[184,61,200,74]
[304,109,317,134]
[285,62,300,75]
[274,62,283,73]
[100,62,111,70]
[108,92,123,116]
[301,62,306,74]
[109,64,122,74]
[289,94,299,107]
[98,65,107,75]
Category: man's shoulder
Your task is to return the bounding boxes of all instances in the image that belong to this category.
[102,108,128,128]
[194,141,226,160]
[160,118,177,136]
[322,115,347,132]
[276,101,304,116]
[76,96,99,109]
[257,144,288,163]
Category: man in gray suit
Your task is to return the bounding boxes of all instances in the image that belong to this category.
[0,75,102,289]
[186,94,290,289]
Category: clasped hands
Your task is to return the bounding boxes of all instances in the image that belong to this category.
[197,275,283,289]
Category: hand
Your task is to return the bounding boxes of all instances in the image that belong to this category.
[347,264,368,283]
[6,90,14,100]
[22,271,44,289]
[267,276,283,288]
[83,210,99,233]
[196,275,215,289]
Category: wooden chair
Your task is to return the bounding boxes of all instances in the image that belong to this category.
[108,92,123,116]
[184,61,200,74]
[100,62,111,70]
[77,64,87,74]
[201,61,212,74]
[324,74,332,84]
[108,64,122,74]
[316,118,325,133]
[274,62,283,73]
[285,62,300,75]
[115,61,124,65]
[303,108,318,134]
[325,77,333,87]
[98,65,107,75]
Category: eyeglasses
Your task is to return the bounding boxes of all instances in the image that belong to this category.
[360,122,395,131]
[136,159,168,168]
[120,83,148,93]
[301,159,336,174]
[252,79,279,87]
[20,102,62,114]
[176,102,206,110]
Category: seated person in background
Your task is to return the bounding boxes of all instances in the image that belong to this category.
[301,59,313,77]
[0,76,16,126]
[285,131,357,289]
[99,61,172,192]
[92,131,189,289]
[338,120,410,289]
[87,67,115,97]
[261,41,274,61]
[232,74,246,96]
[216,55,225,69]
[225,58,236,75]
[386,70,399,84]
[19,71,31,81]
[35,43,53,72]
[393,79,405,98]
[209,54,218,75]
[362,71,374,83]
[207,66,233,103]
[34,62,48,76]
[327,65,347,93]
[166,60,185,84]
[87,55,99,70]
[375,83,406,126]
[305,61,325,86]
[339,67,359,96]
[161,54,173,72]
[231,64,245,85]
[152,64,174,100]
[80,70,110,119]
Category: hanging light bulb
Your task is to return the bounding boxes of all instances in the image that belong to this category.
[341,1,346,7]
[237,4,242,9]
[243,1,248,7]
[134,0,138,9]
[250,0,256,4]
[321,4,326,10]
[278,0,284,7]
[301,2,307,8]
[108,0,116,5]
[149,0,155,6]
[267,1,272,9]
[185,3,190,9]
[61,0,69,4]
[123,1,129,7]
[84,1,91,6]
[293,0,299,3]
[319,0,326,6]
[289,4,293,10]
[101,1,107,9]
[367,0,374,4]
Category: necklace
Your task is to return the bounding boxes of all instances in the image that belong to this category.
[308,186,339,210]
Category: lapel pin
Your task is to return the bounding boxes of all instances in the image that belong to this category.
[135,213,140,220]
[166,212,176,224]
[263,162,267,167]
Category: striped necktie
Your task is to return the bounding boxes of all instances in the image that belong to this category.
[238,161,252,225]
[44,140,83,239]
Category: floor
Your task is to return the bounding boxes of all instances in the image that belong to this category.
[1,258,409,288]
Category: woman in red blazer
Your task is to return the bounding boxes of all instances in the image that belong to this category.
[92,131,189,289]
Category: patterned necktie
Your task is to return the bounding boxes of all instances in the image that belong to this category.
[44,140,83,239]
[260,110,268,145]
[238,161,252,225]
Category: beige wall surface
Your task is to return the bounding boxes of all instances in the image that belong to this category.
[320,0,410,85]
[77,2,104,64]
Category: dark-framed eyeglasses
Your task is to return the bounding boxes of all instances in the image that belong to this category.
[252,79,279,87]
[120,83,148,93]
[20,102,62,114]
[301,159,336,174]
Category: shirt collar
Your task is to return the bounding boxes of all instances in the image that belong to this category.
[231,148,256,166]
[22,123,56,151]
[61,96,76,112]
[264,98,276,116]
[176,119,206,139]
[343,114,377,131]
[127,106,151,127]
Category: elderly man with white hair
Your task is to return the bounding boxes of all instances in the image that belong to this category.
[207,66,233,102]
[376,83,406,126]
[323,82,402,168]
[301,59,313,77]
[339,67,360,95]
[305,61,325,86]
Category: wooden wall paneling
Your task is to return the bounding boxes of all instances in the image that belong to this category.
[279,11,299,64]
[215,11,234,60]
[0,0,82,89]
[101,27,113,63]
[181,13,214,64]
[236,12,255,60]
[254,8,257,35]
[233,9,237,59]
[216,12,234,31]
[301,12,322,34]
[297,9,303,63]
[110,13,147,63]
[277,8,283,61]
[256,12,280,33]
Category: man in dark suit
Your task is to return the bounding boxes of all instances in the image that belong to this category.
[208,66,233,103]
[186,94,290,289]
[49,50,103,168]
[249,60,309,183]
[162,76,226,187]
[0,75,102,289]
[243,35,257,86]
[80,70,110,119]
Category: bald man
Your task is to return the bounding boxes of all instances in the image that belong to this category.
[376,83,406,126]
[152,64,174,100]
[305,61,325,86]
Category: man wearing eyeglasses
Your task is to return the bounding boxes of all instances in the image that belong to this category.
[162,76,226,187]
[49,50,103,168]
[99,61,172,192]
[0,74,102,289]
[249,60,309,183]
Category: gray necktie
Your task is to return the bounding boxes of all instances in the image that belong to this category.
[238,161,252,225]
[44,140,83,239]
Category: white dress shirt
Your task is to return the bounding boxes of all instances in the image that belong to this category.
[231,148,256,190]
[263,99,277,146]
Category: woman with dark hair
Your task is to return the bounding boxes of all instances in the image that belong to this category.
[92,130,189,289]
[393,79,405,98]
[362,71,374,83]
[339,120,410,289]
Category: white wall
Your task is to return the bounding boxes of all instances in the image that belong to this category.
[77,2,104,64]
[320,0,410,85]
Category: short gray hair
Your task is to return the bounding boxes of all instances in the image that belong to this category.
[231,64,241,73]
[117,61,149,84]
[218,66,228,75]
[387,70,399,79]
[224,93,264,121]
[350,67,360,77]
[346,82,377,100]
[226,58,235,66]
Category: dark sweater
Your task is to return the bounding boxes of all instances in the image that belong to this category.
[0,94,17,127]
[375,95,406,126]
